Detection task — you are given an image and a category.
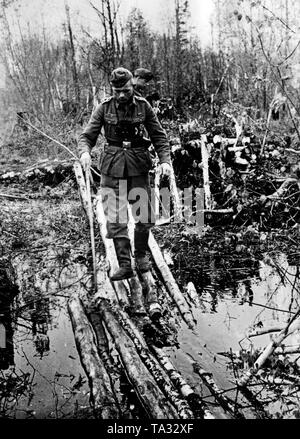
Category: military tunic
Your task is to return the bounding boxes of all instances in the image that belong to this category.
[78,94,170,239]
[78,95,170,178]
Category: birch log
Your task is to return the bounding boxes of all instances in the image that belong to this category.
[248,326,284,338]
[148,231,196,329]
[126,276,147,314]
[140,271,161,308]
[258,375,300,386]
[94,192,130,307]
[97,298,180,418]
[68,294,120,419]
[89,311,116,373]
[238,310,300,386]
[193,363,245,419]
[110,305,194,418]
[185,282,201,308]
[152,346,215,419]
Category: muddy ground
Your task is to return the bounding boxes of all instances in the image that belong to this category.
[1,170,300,419]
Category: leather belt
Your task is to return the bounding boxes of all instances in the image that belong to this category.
[107,141,140,149]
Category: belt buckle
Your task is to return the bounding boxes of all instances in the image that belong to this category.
[122,141,131,149]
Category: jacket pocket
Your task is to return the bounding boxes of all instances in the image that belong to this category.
[104,114,118,125]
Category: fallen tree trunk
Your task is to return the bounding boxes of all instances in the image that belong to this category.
[238,309,300,387]
[97,298,179,418]
[273,345,300,355]
[112,306,194,418]
[68,294,121,419]
[192,362,245,419]
[185,282,201,308]
[257,374,300,386]
[152,346,215,419]
[248,325,284,337]
[89,310,116,374]
[149,231,196,330]
[126,276,147,315]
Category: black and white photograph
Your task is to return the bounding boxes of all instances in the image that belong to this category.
[0,0,300,426]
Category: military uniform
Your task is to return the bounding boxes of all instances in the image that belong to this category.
[78,67,170,283]
[78,95,169,176]
[78,94,171,239]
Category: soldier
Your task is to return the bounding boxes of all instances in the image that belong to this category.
[78,67,172,281]
[132,68,154,98]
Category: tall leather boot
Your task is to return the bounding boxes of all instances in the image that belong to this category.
[110,238,134,281]
[134,229,151,273]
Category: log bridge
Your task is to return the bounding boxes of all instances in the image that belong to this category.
[72,161,217,419]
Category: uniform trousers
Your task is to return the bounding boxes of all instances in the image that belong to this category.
[101,172,155,240]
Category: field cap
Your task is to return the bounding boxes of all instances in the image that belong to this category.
[110,67,133,87]
[133,68,154,83]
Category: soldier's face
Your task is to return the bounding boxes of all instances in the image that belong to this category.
[113,80,134,104]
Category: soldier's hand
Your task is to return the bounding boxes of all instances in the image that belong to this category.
[80,152,91,170]
[159,163,172,178]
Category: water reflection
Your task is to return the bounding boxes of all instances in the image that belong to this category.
[236,279,254,306]
[255,253,300,342]
[181,248,299,319]
[30,296,50,358]
[0,267,17,370]
[198,252,259,313]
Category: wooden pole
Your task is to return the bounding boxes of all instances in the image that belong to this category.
[154,164,160,221]
[169,167,183,223]
[200,136,212,210]
[85,166,98,292]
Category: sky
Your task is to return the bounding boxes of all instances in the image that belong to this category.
[0,0,214,88]
[4,0,215,45]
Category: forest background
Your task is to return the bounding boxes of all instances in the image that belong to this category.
[1,0,300,141]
